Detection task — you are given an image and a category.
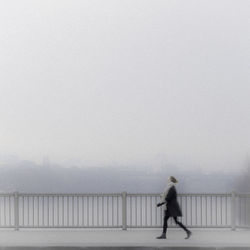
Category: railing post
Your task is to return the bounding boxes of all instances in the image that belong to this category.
[122,191,127,230]
[231,191,236,231]
[14,192,19,231]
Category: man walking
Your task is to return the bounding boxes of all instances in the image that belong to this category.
[156,176,192,239]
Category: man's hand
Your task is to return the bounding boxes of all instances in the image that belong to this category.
[157,202,165,207]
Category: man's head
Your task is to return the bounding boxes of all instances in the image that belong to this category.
[168,176,178,184]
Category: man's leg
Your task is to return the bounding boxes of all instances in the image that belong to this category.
[173,217,192,239]
[163,211,170,234]
[157,211,170,239]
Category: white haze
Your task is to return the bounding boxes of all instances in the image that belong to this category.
[0,0,250,172]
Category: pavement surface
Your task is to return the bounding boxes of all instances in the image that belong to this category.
[0,229,250,249]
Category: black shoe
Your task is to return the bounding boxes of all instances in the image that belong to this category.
[156,234,166,239]
[185,230,192,239]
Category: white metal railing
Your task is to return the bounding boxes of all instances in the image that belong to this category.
[237,193,250,229]
[0,192,249,230]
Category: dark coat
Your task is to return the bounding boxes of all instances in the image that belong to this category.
[165,185,182,217]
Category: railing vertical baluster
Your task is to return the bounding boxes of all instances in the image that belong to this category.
[225,195,228,226]
[77,196,79,227]
[8,196,11,226]
[72,196,75,227]
[140,196,142,226]
[195,196,197,226]
[99,196,102,226]
[42,196,44,227]
[47,196,49,227]
[82,196,84,227]
[107,196,109,227]
[32,196,34,227]
[27,196,29,226]
[22,196,24,227]
[150,196,152,226]
[221,196,223,226]
[38,196,40,227]
[247,196,249,227]
[57,196,59,227]
[14,192,19,231]
[244,196,247,227]
[112,196,114,227]
[205,195,207,227]
[130,196,132,226]
[190,196,192,226]
[102,196,104,226]
[62,196,64,226]
[67,196,69,227]
[97,196,99,227]
[231,191,236,230]
[145,196,147,227]
[199,196,201,226]
[247,194,250,228]
[239,196,242,227]
[210,196,212,226]
[4,196,6,226]
[122,192,127,230]
[52,196,54,227]
[215,196,217,226]
[87,196,89,227]
[0,196,2,227]
[135,196,137,227]
[117,195,119,226]
[92,196,94,226]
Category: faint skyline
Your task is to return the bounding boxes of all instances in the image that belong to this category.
[0,159,242,193]
[0,0,250,172]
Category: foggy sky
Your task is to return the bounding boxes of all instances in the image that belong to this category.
[0,0,250,172]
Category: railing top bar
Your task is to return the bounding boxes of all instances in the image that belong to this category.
[128,193,232,196]
[0,192,245,196]
[127,193,160,196]
[17,193,122,196]
[0,193,16,196]
[180,193,232,196]
[238,193,250,197]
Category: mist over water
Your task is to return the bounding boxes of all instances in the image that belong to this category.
[0,156,247,193]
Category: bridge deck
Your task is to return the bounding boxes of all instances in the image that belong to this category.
[0,229,250,249]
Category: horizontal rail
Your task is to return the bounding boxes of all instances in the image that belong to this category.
[16,193,123,197]
[0,192,236,196]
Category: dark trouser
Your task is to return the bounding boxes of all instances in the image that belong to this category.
[163,210,189,234]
